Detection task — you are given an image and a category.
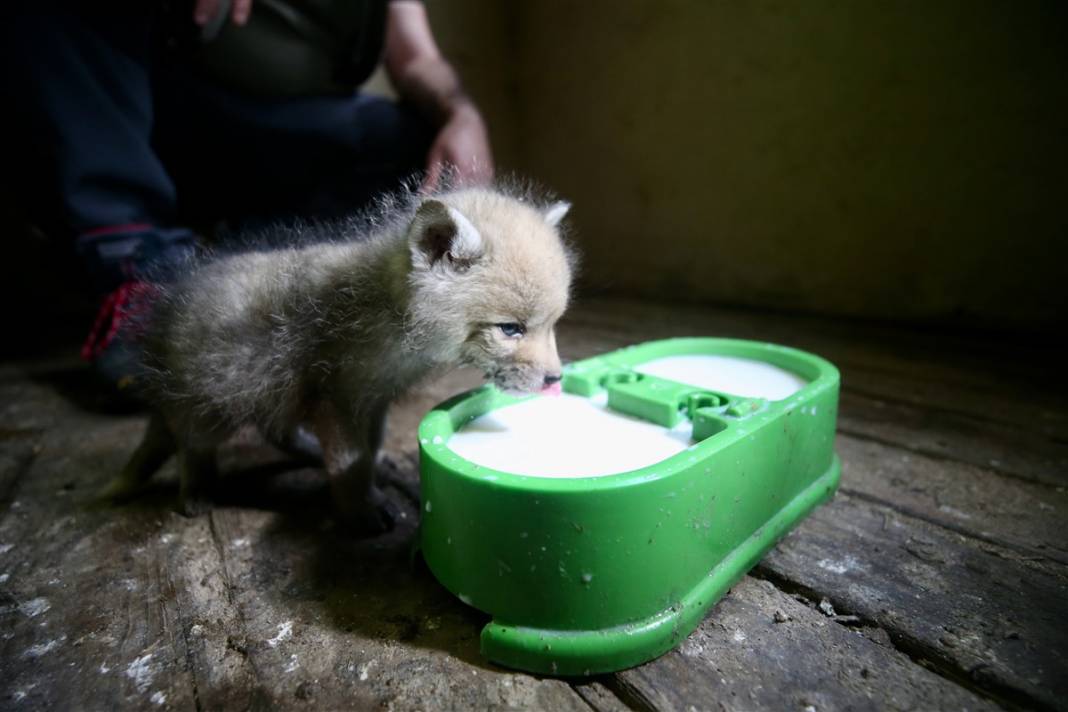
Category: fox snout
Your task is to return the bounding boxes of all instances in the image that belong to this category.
[491,332,564,394]
[493,364,562,394]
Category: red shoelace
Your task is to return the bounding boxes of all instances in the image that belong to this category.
[80,281,159,362]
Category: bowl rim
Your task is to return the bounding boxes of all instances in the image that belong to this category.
[417,337,839,494]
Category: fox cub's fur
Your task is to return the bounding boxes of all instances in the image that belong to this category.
[105,186,575,531]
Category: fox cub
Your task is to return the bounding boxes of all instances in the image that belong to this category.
[105,185,576,532]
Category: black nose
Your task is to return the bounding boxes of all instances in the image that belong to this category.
[543,373,562,386]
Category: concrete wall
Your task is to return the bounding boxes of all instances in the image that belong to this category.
[430,1,1067,328]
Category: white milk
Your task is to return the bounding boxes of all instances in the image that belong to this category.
[446,354,807,478]
[635,355,806,401]
[447,393,692,478]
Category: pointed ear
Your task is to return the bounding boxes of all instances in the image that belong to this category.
[408,199,484,269]
[543,201,571,228]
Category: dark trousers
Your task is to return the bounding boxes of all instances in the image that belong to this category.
[4,2,433,293]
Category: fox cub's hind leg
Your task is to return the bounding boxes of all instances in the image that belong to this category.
[176,425,223,517]
[100,412,176,501]
[314,399,398,535]
[177,447,218,517]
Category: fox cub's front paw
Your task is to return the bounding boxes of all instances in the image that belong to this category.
[336,486,401,536]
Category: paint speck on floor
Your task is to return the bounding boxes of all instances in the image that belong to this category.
[20,597,50,618]
[24,636,66,658]
[267,621,293,647]
[126,653,156,692]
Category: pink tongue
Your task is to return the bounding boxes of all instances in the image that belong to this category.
[540,382,563,397]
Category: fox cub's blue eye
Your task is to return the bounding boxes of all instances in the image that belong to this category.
[497,323,526,338]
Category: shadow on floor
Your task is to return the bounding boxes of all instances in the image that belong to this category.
[35,365,505,672]
[249,454,500,671]
[97,443,500,672]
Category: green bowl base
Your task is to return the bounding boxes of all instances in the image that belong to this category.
[480,455,841,676]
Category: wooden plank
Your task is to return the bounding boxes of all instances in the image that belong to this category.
[559,298,1068,435]
[836,434,1068,564]
[837,362,1066,439]
[561,298,1064,390]
[838,391,1068,487]
[0,376,68,435]
[0,415,198,710]
[196,460,596,711]
[608,576,998,712]
[161,513,262,710]
[571,680,633,712]
[0,437,38,517]
[757,493,1068,711]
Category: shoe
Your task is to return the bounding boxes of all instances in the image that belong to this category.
[81,280,159,396]
[75,224,197,398]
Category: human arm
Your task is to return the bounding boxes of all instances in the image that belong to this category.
[383,0,494,190]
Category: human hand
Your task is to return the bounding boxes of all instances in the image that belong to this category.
[194,0,253,27]
[423,104,495,192]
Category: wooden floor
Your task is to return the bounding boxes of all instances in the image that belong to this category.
[1,297,1065,711]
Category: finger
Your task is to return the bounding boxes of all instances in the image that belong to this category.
[194,0,220,25]
[232,0,253,25]
[452,153,491,187]
[422,160,442,194]
[467,154,494,185]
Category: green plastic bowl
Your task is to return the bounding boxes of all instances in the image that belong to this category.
[417,338,840,675]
